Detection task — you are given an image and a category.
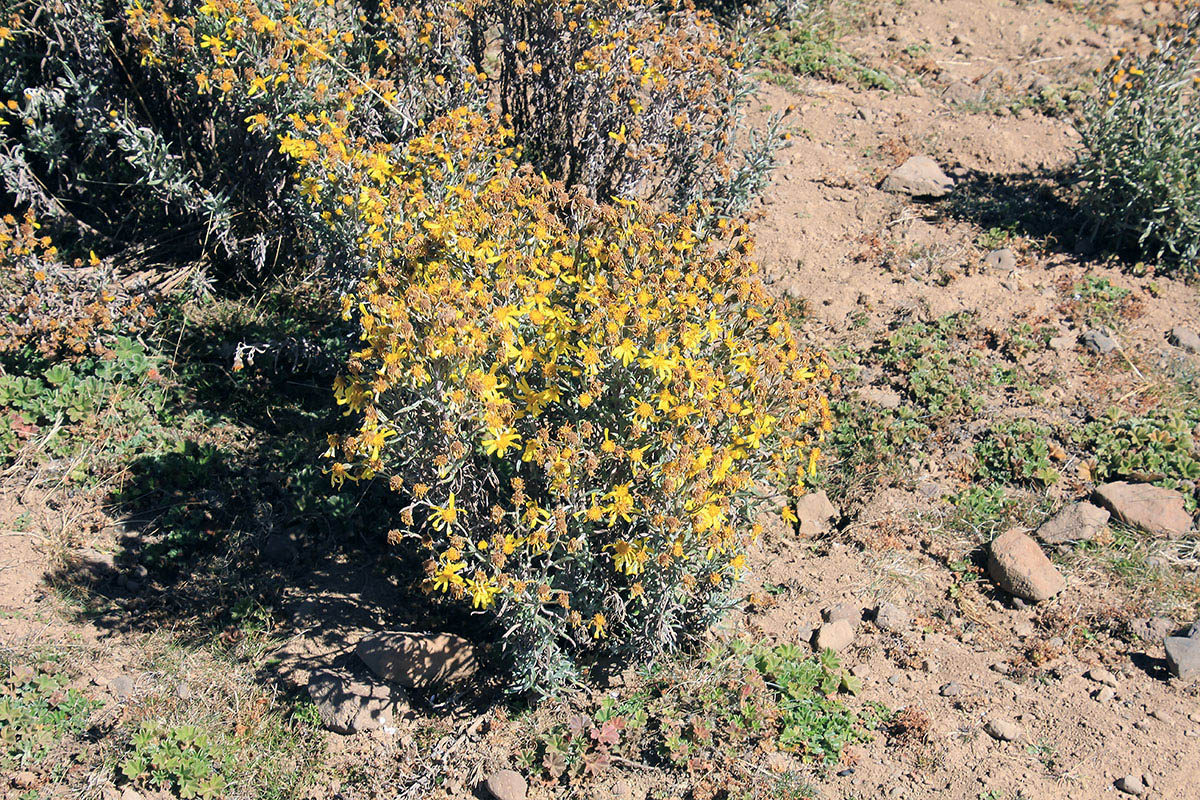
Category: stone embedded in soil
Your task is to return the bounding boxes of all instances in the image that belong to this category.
[263,533,298,564]
[939,682,962,697]
[1168,326,1200,354]
[109,675,134,699]
[822,602,862,626]
[356,631,478,689]
[987,529,1065,603]
[1116,774,1148,796]
[1093,481,1194,539]
[1165,636,1200,681]
[1086,667,1119,687]
[1081,328,1117,354]
[483,769,527,800]
[983,248,1017,272]
[1094,686,1117,703]
[307,670,398,735]
[943,80,983,104]
[812,619,855,652]
[795,490,838,537]
[1049,335,1075,352]
[1035,502,1110,545]
[880,155,954,198]
[984,718,1023,742]
[874,602,910,633]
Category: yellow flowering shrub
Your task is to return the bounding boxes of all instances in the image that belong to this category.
[1077,0,1200,272]
[314,109,833,694]
[109,0,784,280]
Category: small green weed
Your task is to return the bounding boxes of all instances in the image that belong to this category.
[522,641,887,792]
[763,0,895,90]
[0,336,182,476]
[1078,407,1200,510]
[0,666,97,770]
[120,721,229,799]
[877,313,981,423]
[1067,276,1135,329]
[1002,322,1055,361]
[974,419,1061,488]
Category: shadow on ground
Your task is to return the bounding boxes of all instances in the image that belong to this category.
[45,291,501,711]
[933,168,1094,255]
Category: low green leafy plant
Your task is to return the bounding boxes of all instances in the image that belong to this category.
[974,419,1061,488]
[762,0,896,91]
[120,721,229,800]
[1076,3,1200,272]
[877,314,981,423]
[1067,276,1135,329]
[519,640,886,793]
[1002,322,1055,360]
[0,666,97,769]
[0,336,172,467]
[1079,407,1200,510]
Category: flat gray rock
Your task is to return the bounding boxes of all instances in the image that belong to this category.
[1035,502,1110,545]
[983,248,1016,272]
[307,670,399,734]
[1081,329,1117,355]
[1167,326,1200,353]
[1165,636,1200,681]
[356,631,478,689]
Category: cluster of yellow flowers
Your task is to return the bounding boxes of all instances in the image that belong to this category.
[1095,1,1200,106]
[123,0,766,217]
[285,105,832,688]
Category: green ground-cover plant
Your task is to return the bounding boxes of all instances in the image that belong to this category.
[1078,407,1200,510]
[518,640,886,794]
[974,419,1061,488]
[120,722,229,799]
[876,313,981,424]
[0,336,176,470]
[1076,2,1200,272]
[1067,275,1135,329]
[760,0,894,90]
[0,666,98,770]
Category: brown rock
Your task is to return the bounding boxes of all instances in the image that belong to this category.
[1093,482,1193,539]
[987,529,1065,602]
[307,670,399,734]
[880,155,954,198]
[812,619,855,652]
[984,717,1023,742]
[1035,502,1110,545]
[795,490,838,536]
[484,769,527,800]
[356,631,478,688]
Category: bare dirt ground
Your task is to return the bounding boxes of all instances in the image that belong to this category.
[3,1,1199,799]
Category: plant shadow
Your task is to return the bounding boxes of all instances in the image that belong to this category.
[46,288,504,713]
[932,168,1092,256]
